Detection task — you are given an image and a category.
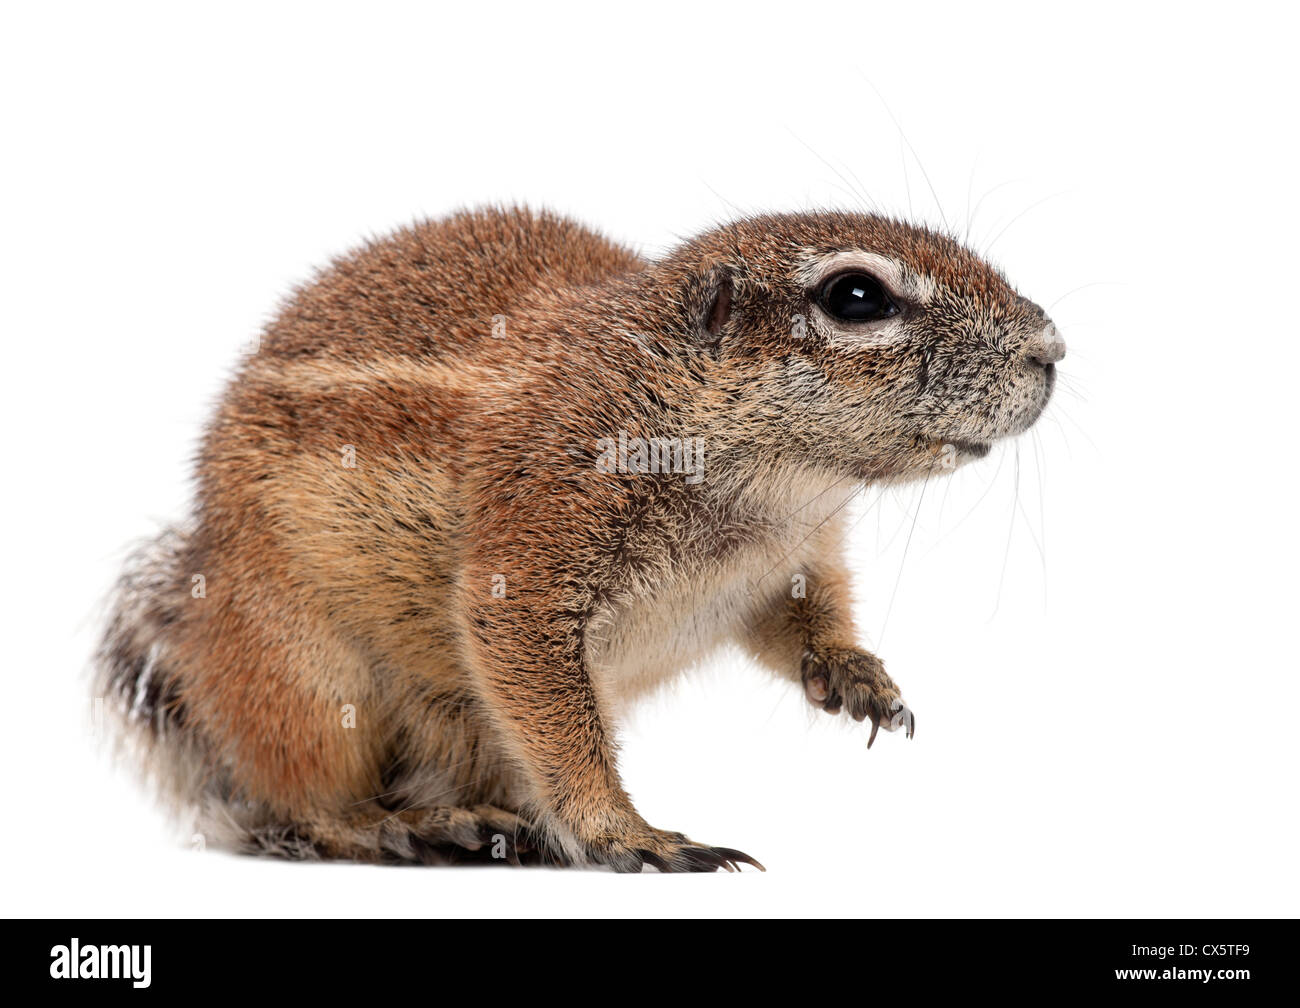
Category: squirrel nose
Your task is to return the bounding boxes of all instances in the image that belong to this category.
[1027,323,1067,367]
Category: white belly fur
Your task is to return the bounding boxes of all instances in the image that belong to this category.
[587,476,860,707]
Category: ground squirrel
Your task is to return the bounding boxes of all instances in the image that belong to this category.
[96,205,1064,872]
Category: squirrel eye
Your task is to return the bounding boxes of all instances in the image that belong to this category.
[817,272,899,323]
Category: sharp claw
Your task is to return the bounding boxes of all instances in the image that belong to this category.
[678,847,729,872]
[629,842,765,874]
[710,847,767,872]
[867,709,880,748]
[698,847,736,873]
[907,708,916,740]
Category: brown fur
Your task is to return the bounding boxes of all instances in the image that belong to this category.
[96,205,1062,871]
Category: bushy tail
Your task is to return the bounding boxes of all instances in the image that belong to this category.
[93,526,234,837]
[95,526,190,739]
[91,526,546,863]
[93,525,335,853]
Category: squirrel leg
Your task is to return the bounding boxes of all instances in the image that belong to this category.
[462,578,762,873]
[743,529,915,744]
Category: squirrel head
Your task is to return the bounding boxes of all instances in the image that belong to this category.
[641,211,1065,484]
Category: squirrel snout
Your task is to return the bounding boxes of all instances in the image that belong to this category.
[1026,322,1067,368]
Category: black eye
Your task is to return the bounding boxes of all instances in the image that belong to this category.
[817,272,899,323]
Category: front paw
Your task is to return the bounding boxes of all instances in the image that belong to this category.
[801,646,915,746]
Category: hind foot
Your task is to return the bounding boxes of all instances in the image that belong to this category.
[244,802,558,866]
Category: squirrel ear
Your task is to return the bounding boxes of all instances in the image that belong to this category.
[705,269,733,337]
[687,265,733,354]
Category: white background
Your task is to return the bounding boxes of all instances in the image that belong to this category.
[3,1,1297,918]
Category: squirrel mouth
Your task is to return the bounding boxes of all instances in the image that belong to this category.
[948,438,992,458]
[928,437,993,460]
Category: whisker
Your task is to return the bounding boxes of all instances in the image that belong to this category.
[749,480,868,591]
[861,74,950,233]
[982,191,1068,254]
[1031,427,1049,610]
[1047,280,1122,312]
[966,178,1021,247]
[847,481,893,540]
[1049,402,1097,453]
[786,127,878,215]
[964,147,982,245]
[990,441,1022,621]
[928,441,1010,549]
[900,135,913,221]
[877,469,931,649]
[701,181,751,221]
